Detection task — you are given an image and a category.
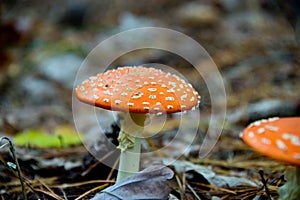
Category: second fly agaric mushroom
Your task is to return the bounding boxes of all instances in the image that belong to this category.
[241,117,300,200]
[76,66,200,182]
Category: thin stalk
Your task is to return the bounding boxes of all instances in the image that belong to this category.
[116,113,146,183]
[0,137,27,200]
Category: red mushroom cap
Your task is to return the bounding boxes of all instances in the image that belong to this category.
[75,66,200,114]
[241,117,300,166]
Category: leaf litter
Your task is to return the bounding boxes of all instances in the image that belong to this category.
[0,121,289,199]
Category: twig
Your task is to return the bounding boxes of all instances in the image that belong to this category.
[106,155,119,181]
[191,182,237,194]
[175,174,184,200]
[0,137,27,200]
[74,183,109,200]
[182,166,186,195]
[258,170,272,200]
[60,188,68,200]
[36,178,60,198]
[34,188,64,200]
[186,183,202,200]
[51,180,114,189]
[81,150,115,176]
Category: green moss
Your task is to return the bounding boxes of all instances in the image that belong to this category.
[14,126,82,148]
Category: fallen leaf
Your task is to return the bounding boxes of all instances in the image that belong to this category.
[165,160,257,188]
[92,165,174,200]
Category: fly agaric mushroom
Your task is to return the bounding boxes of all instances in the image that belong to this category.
[75,66,200,182]
[241,117,300,200]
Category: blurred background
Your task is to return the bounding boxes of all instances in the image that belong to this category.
[1,0,299,136]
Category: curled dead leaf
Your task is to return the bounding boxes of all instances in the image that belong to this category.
[92,165,174,200]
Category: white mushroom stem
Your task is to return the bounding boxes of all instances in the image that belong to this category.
[116,113,146,183]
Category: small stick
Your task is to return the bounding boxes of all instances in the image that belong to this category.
[81,150,115,176]
[106,156,119,181]
[186,183,202,200]
[258,170,272,200]
[182,166,186,196]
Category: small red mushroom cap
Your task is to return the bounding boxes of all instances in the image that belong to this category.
[75,66,200,114]
[241,117,300,166]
